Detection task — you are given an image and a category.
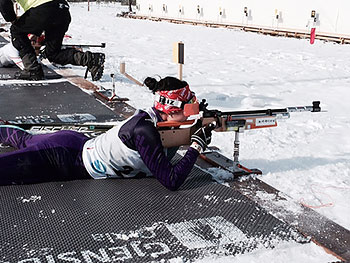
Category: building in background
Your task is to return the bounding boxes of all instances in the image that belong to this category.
[134,0,350,43]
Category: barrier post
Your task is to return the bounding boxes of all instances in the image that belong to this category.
[173,42,184,80]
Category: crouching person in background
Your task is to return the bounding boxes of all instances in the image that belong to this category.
[0,0,105,80]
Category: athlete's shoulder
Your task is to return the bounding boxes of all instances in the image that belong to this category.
[133,111,158,135]
[118,108,161,150]
[122,109,155,132]
[134,107,162,128]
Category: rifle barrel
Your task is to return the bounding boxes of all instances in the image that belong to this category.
[62,43,106,48]
[204,101,320,117]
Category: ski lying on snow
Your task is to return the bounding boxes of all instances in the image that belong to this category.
[195,150,350,262]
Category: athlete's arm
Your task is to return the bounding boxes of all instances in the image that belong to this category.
[132,119,199,191]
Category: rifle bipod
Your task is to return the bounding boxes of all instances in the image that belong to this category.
[200,130,262,178]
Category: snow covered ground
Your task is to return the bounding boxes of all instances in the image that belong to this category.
[3,2,349,261]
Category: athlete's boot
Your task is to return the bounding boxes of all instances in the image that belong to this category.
[15,53,44,81]
[73,51,105,81]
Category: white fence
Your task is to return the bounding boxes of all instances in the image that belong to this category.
[135,0,350,38]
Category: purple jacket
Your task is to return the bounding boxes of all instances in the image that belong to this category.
[117,108,199,190]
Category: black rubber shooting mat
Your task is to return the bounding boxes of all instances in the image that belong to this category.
[0,160,308,262]
[0,64,62,80]
[0,36,62,80]
[0,81,123,123]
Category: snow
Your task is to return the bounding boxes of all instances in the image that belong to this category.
[67,3,349,261]
[1,2,349,261]
[196,242,336,263]
[17,195,42,203]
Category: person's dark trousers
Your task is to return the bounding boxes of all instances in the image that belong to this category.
[0,126,91,185]
[10,0,81,66]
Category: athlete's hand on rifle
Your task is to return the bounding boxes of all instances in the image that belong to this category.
[191,122,216,152]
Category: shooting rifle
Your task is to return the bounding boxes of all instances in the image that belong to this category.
[62,43,106,49]
[1,101,321,177]
[36,40,106,58]
[157,100,321,176]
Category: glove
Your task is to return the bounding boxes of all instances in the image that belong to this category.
[191,122,216,151]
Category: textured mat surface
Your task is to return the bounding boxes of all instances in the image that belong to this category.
[0,160,308,262]
[0,64,62,80]
[0,81,122,123]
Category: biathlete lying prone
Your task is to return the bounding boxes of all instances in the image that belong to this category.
[0,76,214,190]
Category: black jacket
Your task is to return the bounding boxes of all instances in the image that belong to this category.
[0,0,16,22]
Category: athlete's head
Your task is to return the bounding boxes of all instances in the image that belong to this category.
[144,76,197,118]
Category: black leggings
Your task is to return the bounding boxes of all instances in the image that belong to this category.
[10,0,80,65]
